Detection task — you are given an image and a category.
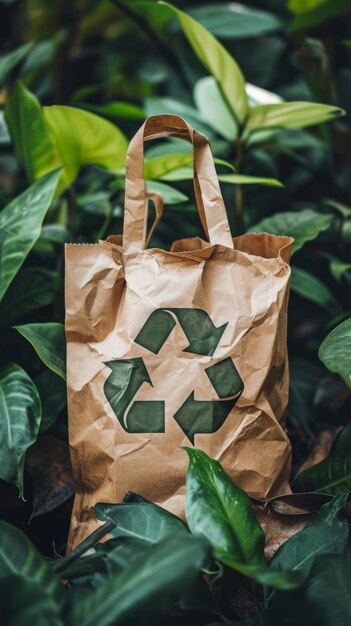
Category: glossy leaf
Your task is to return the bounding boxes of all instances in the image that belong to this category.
[0,267,58,327]
[269,493,349,577]
[160,2,248,124]
[188,3,283,39]
[184,449,302,589]
[319,318,351,387]
[291,266,341,314]
[146,180,188,203]
[0,364,41,497]
[0,169,61,301]
[15,323,66,380]
[247,102,345,132]
[194,76,238,140]
[69,534,211,626]
[250,209,333,254]
[35,370,67,433]
[293,423,351,494]
[95,495,188,543]
[218,174,283,187]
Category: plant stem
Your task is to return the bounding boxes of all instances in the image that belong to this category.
[234,137,244,235]
[52,520,116,574]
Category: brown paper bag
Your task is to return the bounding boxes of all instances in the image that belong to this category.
[65,114,293,549]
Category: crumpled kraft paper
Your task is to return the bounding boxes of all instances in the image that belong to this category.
[65,115,294,550]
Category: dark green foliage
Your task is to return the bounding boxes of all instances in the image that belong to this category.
[0,0,350,624]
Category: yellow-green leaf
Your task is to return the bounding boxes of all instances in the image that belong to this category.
[247,101,345,132]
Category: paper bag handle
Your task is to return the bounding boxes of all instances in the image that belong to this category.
[122,114,233,254]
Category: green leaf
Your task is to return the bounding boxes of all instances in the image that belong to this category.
[330,259,351,281]
[319,318,351,388]
[145,153,194,179]
[0,267,58,327]
[0,574,64,626]
[15,322,66,380]
[184,448,302,589]
[247,102,345,132]
[0,43,33,83]
[291,266,341,314]
[0,364,41,497]
[159,2,248,125]
[293,423,351,494]
[82,101,145,120]
[194,76,238,140]
[250,209,333,254]
[146,180,188,204]
[43,105,128,191]
[269,493,349,578]
[69,534,211,626]
[0,521,65,612]
[218,174,283,187]
[95,494,188,543]
[188,3,283,39]
[267,554,351,626]
[5,82,128,193]
[0,169,61,301]
[5,82,63,184]
[35,370,67,433]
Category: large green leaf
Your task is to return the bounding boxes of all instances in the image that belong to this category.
[146,180,188,204]
[184,449,302,589]
[0,364,41,497]
[269,493,349,578]
[293,423,351,494]
[0,169,61,302]
[247,102,344,132]
[319,318,351,387]
[0,43,33,83]
[161,167,282,187]
[95,494,188,543]
[267,554,351,626]
[0,521,66,621]
[250,209,333,254]
[194,76,238,140]
[188,3,282,39]
[0,267,58,327]
[15,323,66,380]
[160,2,248,125]
[5,82,128,193]
[69,534,210,626]
[43,105,128,190]
[291,266,341,314]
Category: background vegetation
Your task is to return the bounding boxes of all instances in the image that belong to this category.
[0,0,351,624]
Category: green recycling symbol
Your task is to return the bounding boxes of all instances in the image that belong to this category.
[104,309,243,444]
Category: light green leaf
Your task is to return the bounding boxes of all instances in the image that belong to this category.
[188,3,283,39]
[0,169,61,302]
[96,494,188,544]
[70,534,210,626]
[247,102,345,132]
[159,2,248,124]
[145,153,193,179]
[250,209,333,254]
[291,266,341,314]
[319,318,351,387]
[184,448,302,589]
[0,43,33,83]
[146,180,188,204]
[0,364,41,497]
[82,101,145,120]
[43,105,128,191]
[5,82,128,194]
[293,423,351,494]
[0,267,58,327]
[194,76,238,140]
[15,322,66,380]
[219,174,283,186]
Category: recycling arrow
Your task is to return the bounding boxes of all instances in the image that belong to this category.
[174,357,243,443]
[134,308,227,357]
[104,358,164,433]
